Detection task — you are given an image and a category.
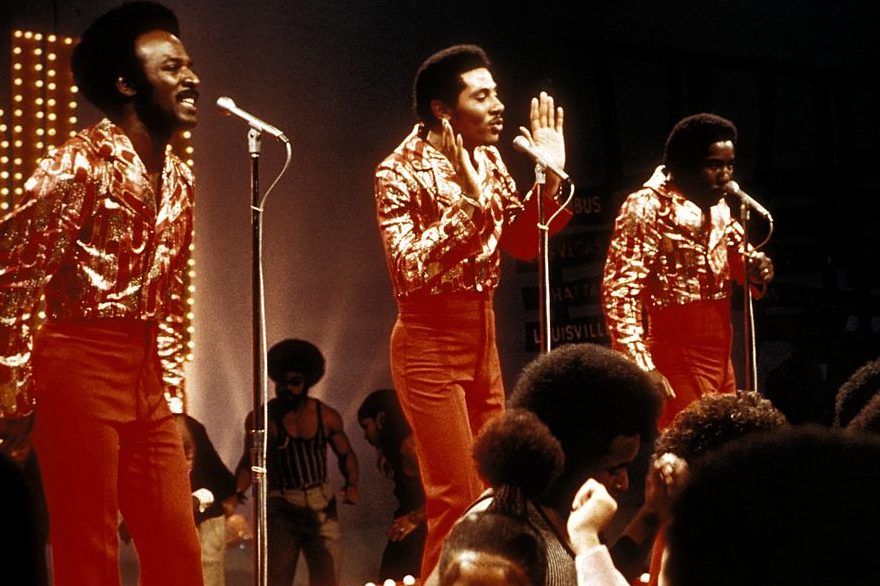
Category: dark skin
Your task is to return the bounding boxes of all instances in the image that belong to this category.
[359,412,425,541]
[114,30,200,196]
[235,371,359,504]
[0,28,200,458]
[426,67,566,220]
[645,140,775,399]
[539,433,640,547]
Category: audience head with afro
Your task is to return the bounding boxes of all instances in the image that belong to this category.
[267,339,325,408]
[664,426,880,586]
[654,390,787,466]
[834,356,880,434]
[509,343,661,515]
[438,410,563,586]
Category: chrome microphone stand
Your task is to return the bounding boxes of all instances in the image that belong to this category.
[247,126,269,586]
[534,164,552,354]
[740,201,758,391]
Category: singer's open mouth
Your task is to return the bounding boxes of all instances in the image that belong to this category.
[177,90,199,108]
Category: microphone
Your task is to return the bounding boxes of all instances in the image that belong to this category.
[723,181,773,222]
[512,136,570,182]
[215,96,288,142]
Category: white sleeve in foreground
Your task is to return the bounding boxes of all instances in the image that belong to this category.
[576,545,630,586]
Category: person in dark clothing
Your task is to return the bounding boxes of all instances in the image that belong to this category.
[0,440,49,586]
[664,427,880,586]
[437,409,564,586]
[175,413,238,586]
[358,389,427,582]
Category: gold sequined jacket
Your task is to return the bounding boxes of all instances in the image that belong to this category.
[602,166,752,372]
[375,124,571,300]
[0,119,193,417]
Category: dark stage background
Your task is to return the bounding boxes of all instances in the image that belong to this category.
[3,1,879,583]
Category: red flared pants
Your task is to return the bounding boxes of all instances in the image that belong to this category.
[648,299,736,429]
[32,319,203,586]
[390,293,505,577]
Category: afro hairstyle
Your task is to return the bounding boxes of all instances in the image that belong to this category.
[654,391,787,466]
[266,339,325,388]
[665,426,880,586]
[71,1,180,114]
[509,343,661,509]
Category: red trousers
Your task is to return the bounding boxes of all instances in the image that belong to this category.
[32,319,203,586]
[390,293,505,577]
[648,299,736,429]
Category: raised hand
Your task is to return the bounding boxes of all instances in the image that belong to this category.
[567,478,618,555]
[518,91,565,181]
[438,118,482,201]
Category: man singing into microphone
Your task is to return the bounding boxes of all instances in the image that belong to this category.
[602,113,774,428]
[0,2,203,584]
[374,44,571,575]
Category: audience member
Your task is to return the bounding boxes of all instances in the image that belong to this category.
[567,479,628,586]
[664,426,880,586]
[613,391,787,583]
[438,409,563,586]
[0,449,48,586]
[431,343,660,585]
[834,356,880,433]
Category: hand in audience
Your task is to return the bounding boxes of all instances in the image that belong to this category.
[567,478,618,555]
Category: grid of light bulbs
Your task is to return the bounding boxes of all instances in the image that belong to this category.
[3,29,196,364]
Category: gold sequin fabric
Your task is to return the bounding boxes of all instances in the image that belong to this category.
[602,166,747,372]
[0,119,193,417]
[375,124,540,299]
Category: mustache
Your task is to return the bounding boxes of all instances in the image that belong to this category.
[176,89,199,101]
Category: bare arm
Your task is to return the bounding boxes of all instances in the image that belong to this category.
[233,411,256,499]
[324,405,359,505]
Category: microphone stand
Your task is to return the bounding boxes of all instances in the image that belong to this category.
[740,202,758,392]
[534,164,551,354]
[247,127,269,586]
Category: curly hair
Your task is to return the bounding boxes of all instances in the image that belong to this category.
[654,391,787,465]
[473,409,564,515]
[509,343,660,510]
[666,426,880,586]
[510,343,660,471]
[413,44,491,127]
[663,113,737,176]
[437,410,561,586]
[266,339,325,388]
[834,357,880,433]
[71,1,180,114]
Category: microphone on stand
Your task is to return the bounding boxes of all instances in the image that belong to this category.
[215,97,288,142]
[512,136,570,182]
[723,181,773,222]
